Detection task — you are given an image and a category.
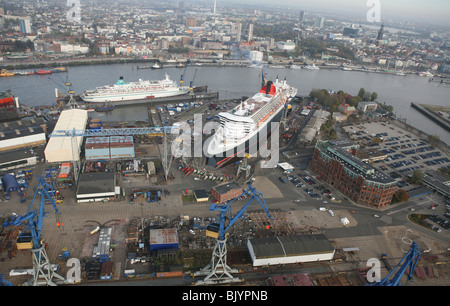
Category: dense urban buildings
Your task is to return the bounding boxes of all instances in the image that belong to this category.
[310,139,398,208]
[0,0,448,75]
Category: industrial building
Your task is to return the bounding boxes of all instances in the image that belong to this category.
[193,189,209,202]
[211,182,243,203]
[76,172,116,203]
[422,170,450,198]
[44,109,88,163]
[0,118,47,152]
[149,228,179,251]
[85,136,135,160]
[0,149,37,172]
[277,162,294,173]
[311,140,397,208]
[247,234,335,267]
[298,109,330,144]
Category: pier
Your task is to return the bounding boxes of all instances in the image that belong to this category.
[410,102,450,132]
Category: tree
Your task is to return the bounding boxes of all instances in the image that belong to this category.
[411,170,424,184]
[428,135,440,146]
[391,189,410,204]
[370,92,378,101]
[370,137,382,145]
[358,88,366,99]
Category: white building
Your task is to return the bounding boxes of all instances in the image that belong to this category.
[276,40,296,51]
[44,109,88,163]
[357,101,378,112]
[247,234,335,267]
[19,18,32,34]
[249,50,263,62]
[59,42,90,54]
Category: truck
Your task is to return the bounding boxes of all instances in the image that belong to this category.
[381,253,392,271]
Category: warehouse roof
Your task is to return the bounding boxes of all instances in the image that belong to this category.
[0,148,35,164]
[212,182,242,195]
[76,172,115,197]
[44,109,88,163]
[248,234,334,259]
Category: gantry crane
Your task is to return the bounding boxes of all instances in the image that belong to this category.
[194,181,273,285]
[370,241,421,286]
[2,176,67,286]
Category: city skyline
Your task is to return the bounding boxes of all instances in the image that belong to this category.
[222,0,450,26]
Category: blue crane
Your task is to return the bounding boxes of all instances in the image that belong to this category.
[0,274,13,286]
[2,176,66,286]
[370,241,421,286]
[50,126,180,138]
[189,68,198,90]
[195,181,273,285]
[180,65,188,86]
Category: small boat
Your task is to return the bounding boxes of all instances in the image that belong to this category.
[36,69,52,75]
[176,62,185,68]
[94,103,115,112]
[14,71,33,76]
[290,65,303,69]
[304,64,320,70]
[151,62,162,69]
[419,71,433,77]
[137,65,152,69]
[0,69,15,77]
[51,67,68,72]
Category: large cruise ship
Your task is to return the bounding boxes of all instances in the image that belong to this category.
[80,74,190,103]
[206,78,297,168]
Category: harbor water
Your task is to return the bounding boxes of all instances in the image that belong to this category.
[1,63,449,144]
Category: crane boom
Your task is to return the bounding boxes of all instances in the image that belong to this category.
[209,182,272,240]
[196,181,273,285]
[371,242,421,286]
[2,176,66,286]
[50,126,180,138]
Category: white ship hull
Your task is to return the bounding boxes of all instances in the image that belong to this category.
[81,74,190,103]
[206,79,297,167]
[81,89,190,103]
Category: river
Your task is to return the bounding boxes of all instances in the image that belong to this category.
[1,63,449,144]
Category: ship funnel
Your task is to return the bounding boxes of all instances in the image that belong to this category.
[265,81,273,94]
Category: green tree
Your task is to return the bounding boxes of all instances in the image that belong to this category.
[428,135,440,146]
[358,88,366,99]
[391,189,410,204]
[370,92,378,101]
[411,170,424,184]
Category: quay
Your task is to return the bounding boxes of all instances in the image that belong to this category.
[410,102,450,132]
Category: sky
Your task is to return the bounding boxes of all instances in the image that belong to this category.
[225,0,450,26]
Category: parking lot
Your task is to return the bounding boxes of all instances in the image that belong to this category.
[342,121,450,184]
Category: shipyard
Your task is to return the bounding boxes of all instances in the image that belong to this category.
[0,72,449,288]
[1,0,450,291]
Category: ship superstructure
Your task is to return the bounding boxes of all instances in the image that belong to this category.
[207,78,297,167]
[80,74,190,103]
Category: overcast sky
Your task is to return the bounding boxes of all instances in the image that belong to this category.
[224,0,450,26]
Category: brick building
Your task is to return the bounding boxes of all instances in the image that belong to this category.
[211,182,243,203]
[310,140,397,208]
